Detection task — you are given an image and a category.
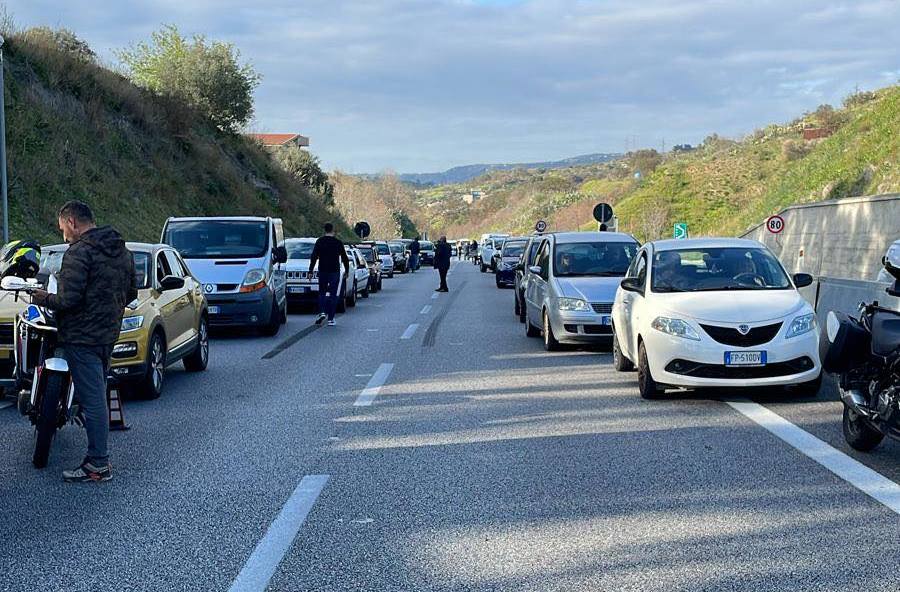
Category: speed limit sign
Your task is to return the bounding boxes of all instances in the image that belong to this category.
[766,215,785,234]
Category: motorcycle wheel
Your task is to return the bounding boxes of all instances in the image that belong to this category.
[33,372,67,469]
[842,404,883,452]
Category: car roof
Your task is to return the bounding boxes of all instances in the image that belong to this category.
[502,236,530,243]
[166,216,275,223]
[44,242,168,253]
[285,237,316,243]
[549,231,638,244]
[650,237,766,251]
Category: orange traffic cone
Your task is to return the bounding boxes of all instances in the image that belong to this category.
[107,386,129,431]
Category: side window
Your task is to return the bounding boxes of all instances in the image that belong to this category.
[274,222,285,247]
[156,252,173,284]
[163,251,185,278]
[537,242,550,279]
[635,254,648,288]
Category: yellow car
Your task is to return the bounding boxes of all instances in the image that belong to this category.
[0,290,26,395]
[42,242,209,399]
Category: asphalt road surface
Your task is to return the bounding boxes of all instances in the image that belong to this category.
[0,260,898,591]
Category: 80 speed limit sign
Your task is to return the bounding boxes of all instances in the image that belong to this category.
[766,215,785,234]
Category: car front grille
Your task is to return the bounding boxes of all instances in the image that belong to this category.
[286,271,317,280]
[699,322,783,347]
[665,356,814,379]
[591,303,613,314]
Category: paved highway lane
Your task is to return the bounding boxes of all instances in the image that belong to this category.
[0,260,898,591]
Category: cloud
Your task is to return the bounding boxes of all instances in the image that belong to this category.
[5,0,900,172]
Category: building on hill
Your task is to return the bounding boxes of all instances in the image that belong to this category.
[461,189,483,204]
[247,133,310,151]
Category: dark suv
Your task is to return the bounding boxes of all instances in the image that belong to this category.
[514,235,544,322]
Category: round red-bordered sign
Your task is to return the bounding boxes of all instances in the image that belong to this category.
[766,215,785,234]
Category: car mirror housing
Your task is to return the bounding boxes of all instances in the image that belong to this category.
[528,265,542,274]
[159,275,186,292]
[620,277,643,293]
[273,246,288,264]
[792,273,814,289]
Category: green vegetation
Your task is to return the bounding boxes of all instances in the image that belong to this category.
[331,172,420,239]
[422,85,900,241]
[2,25,346,244]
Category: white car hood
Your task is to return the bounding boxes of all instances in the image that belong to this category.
[284,259,311,272]
[556,276,621,302]
[658,290,807,323]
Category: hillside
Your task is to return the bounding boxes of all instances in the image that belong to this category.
[422,85,900,241]
[3,27,347,244]
[398,152,621,186]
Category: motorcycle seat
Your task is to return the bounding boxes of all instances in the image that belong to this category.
[871,309,900,356]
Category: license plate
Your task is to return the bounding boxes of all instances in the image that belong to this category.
[600,315,611,326]
[208,306,220,315]
[725,351,766,366]
[288,286,308,294]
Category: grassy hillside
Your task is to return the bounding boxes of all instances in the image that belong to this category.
[3,28,348,244]
[423,85,900,241]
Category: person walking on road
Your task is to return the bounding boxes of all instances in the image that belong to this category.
[408,237,421,273]
[31,201,136,482]
[309,222,350,327]
[434,236,452,292]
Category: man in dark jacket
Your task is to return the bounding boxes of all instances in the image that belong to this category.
[309,222,350,326]
[408,237,421,273]
[32,201,136,482]
[434,236,452,292]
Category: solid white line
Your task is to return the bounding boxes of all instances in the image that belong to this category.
[420,305,432,314]
[400,323,419,340]
[228,474,329,592]
[727,400,900,515]
[354,363,394,407]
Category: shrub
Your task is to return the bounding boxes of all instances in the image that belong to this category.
[23,27,95,62]
[781,139,813,162]
[843,89,878,109]
[275,146,335,206]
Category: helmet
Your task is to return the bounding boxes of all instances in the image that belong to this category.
[0,240,41,279]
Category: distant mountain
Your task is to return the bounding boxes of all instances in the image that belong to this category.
[399,153,622,186]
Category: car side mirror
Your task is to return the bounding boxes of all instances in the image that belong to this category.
[516,262,524,271]
[273,246,288,264]
[159,275,185,291]
[792,273,814,289]
[620,277,643,293]
[528,265,542,274]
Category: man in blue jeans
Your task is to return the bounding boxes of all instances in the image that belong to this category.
[408,237,421,273]
[309,222,350,327]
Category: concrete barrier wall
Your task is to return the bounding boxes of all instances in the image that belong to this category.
[742,194,900,281]
[814,277,899,324]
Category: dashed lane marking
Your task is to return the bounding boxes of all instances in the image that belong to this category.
[431,293,439,300]
[420,305,432,314]
[354,363,394,407]
[400,324,420,340]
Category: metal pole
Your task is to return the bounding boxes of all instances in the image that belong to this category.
[0,35,8,244]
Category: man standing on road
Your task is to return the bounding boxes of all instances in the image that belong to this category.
[434,235,452,292]
[309,222,350,327]
[32,201,136,482]
[408,237,421,273]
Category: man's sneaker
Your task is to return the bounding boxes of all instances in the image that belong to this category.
[63,460,112,483]
[327,319,336,326]
[315,313,327,325]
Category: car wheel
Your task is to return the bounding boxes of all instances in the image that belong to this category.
[514,294,521,317]
[613,331,634,371]
[138,331,166,400]
[261,300,282,336]
[480,263,486,273]
[518,293,526,323]
[525,309,541,337]
[842,404,884,451]
[362,283,370,298]
[637,341,663,399]
[377,278,383,291]
[183,315,209,372]
[543,310,561,351]
[347,282,357,308]
[389,271,394,278]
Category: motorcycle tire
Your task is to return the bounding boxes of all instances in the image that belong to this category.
[842,404,883,452]
[33,372,67,469]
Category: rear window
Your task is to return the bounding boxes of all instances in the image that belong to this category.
[377,244,391,255]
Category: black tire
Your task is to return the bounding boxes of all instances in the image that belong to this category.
[637,342,663,399]
[842,404,883,451]
[514,294,521,317]
[518,292,526,323]
[613,331,634,371]
[496,276,502,289]
[33,371,67,468]
[261,300,282,336]
[480,263,487,273]
[525,310,541,337]
[543,310,561,351]
[138,331,166,399]
[183,316,209,372]
[377,278,383,291]
[362,283,370,298]
[388,271,394,278]
[347,282,358,308]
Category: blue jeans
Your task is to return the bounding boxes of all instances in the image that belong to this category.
[408,254,419,272]
[318,272,341,320]
[62,344,113,466]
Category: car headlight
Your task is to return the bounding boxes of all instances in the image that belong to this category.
[120,316,144,332]
[557,297,590,312]
[651,316,700,340]
[786,313,816,338]
[240,269,267,293]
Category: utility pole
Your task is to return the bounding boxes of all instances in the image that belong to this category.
[0,34,8,244]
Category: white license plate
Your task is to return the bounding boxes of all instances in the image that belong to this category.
[208,306,220,315]
[288,286,308,294]
[725,351,766,366]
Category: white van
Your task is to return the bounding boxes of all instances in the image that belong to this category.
[162,216,288,336]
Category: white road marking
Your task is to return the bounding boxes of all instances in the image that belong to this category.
[420,305,432,314]
[227,474,329,592]
[0,401,13,410]
[400,323,419,340]
[366,328,379,332]
[727,400,900,515]
[431,293,439,299]
[353,373,372,377]
[354,363,394,407]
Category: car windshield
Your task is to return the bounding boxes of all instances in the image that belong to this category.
[421,242,434,250]
[164,220,269,259]
[651,247,791,292]
[376,244,391,255]
[285,241,315,259]
[357,246,377,263]
[41,250,151,289]
[389,244,404,254]
[502,241,527,258]
[553,241,637,277]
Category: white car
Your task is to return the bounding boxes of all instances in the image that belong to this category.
[479,234,509,273]
[611,238,821,399]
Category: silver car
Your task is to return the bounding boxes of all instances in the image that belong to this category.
[523,232,639,350]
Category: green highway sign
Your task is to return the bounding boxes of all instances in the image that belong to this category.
[673,222,688,240]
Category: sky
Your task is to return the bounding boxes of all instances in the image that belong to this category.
[5,0,900,173]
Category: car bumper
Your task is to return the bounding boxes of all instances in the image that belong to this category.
[206,289,275,327]
[108,361,147,383]
[286,281,319,302]
[644,329,821,388]
[496,269,516,285]
[548,309,614,343]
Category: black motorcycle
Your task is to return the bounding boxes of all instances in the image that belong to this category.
[821,248,900,451]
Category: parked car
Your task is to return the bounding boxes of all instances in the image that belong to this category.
[374,241,395,278]
[347,247,371,300]
[524,231,639,351]
[495,237,528,289]
[42,243,209,399]
[515,236,544,323]
[388,241,409,273]
[480,234,509,273]
[355,243,383,292]
[611,238,821,399]
[162,216,287,336]
[419,240,436,266]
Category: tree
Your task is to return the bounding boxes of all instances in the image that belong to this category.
[118,25,260,132]
[275,146,334,206]
[24,27,96,62]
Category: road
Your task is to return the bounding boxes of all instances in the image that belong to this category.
[0,260,898,591]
